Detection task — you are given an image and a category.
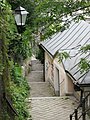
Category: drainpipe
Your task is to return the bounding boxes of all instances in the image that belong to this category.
[74,83,84,103]
[80,89,83,104]
[43,51,45,82]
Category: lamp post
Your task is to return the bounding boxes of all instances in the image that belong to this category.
[14,6,29,33]
[14,6,29,64]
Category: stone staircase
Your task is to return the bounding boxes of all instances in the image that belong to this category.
[27,59,55,97]
[31,60,43,71]
[27,59,81,120]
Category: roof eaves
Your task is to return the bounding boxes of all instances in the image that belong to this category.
[65,70,76,82]
[40,43,54,59]
[65,70,90,87]
[79,83,90,87]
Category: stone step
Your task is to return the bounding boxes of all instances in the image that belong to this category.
[27,96,78,101]
[31,60,41,65]
[31,64,43,71]
[29,82,55,97]
[30,59,44,71]
[27,71,43,82]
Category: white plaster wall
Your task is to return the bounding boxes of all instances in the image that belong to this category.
[54,58,67,96]
[45,52,54,86]
[44,52,74,96]
[66,74,74,95]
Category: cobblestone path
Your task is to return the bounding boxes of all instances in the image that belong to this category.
[27,59,78,120]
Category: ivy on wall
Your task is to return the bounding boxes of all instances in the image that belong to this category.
[0,0,31,119]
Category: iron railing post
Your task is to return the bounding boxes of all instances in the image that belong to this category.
[70,114,72,120]
[75,109,78,120]
[70,93,90,120]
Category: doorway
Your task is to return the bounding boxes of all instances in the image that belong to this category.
[55,68,60,96]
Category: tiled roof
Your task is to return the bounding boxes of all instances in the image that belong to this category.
[40,21,90,85]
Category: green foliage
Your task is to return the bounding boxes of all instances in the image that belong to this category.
[10,61,30,120]
[0,0,32,63]
[80,44,90,53]
[34,0,90,38]
[7,22,32,63]
[0,0,29,63]
[0,63,4,75]
[22,28,33,59]
[58,52,70,62]
[0,50,4,75]
[10,62,22,85]
[0,0,17,41]
[79,58,90,73]
[10,81,29,120]
[79,44,90,73]
[36,47,44,63]
[0,1,31,119]
[8,33,32,64]
[8,32,32,63]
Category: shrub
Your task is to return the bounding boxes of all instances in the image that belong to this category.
[10,61,30,120]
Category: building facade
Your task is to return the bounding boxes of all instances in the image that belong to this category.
[40,21,90,100]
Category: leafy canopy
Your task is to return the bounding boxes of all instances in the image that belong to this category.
[34,0,90,39]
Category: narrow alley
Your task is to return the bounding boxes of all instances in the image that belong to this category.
[27,58,78,120]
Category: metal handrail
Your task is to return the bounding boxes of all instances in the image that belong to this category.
[70,92,90,120]
[3,93,18,116]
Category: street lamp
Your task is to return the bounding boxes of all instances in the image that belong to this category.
[14,6,29,33]
[14,6,29,64]
[14,6,29,26]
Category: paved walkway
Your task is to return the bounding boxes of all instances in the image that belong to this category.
[27,97,78,120]
[27,59,78,120]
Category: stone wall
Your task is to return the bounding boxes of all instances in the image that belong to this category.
[22,58,31,77]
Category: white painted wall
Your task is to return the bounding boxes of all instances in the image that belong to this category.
[54,59,67,96]
[44,52,75,96]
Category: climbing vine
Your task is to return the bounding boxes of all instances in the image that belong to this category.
[0,0,31,119]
